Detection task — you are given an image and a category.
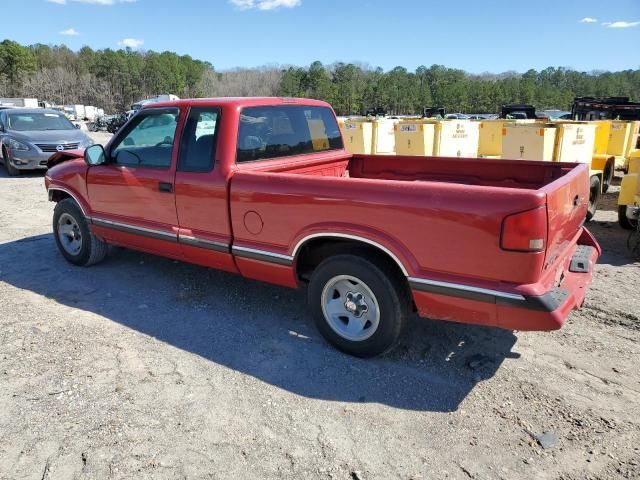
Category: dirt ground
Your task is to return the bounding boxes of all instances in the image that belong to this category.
[1,138,639,479]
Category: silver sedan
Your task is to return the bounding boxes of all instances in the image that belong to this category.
[0,108,94,176]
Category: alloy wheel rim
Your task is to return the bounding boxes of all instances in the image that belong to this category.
[321,275,380,342]
[57,213,83,255]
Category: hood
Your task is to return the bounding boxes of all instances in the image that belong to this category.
[11,129,90,145]
[46,149,85,169]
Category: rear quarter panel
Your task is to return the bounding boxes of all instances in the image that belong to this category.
[229,171,547,287]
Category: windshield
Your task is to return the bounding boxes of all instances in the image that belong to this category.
[8,112,75,131]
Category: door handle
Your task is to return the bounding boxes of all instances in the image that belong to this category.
[159,182,173,193]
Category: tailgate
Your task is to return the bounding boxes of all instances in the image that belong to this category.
[541,163,590,270]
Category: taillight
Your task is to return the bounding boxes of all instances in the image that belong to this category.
[501,206,547,252]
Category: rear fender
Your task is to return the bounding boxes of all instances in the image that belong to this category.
[290,225,415,277]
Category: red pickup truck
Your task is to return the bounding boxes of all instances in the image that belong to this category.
[45,97,600,357]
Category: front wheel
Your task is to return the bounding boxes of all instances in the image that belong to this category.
[2,149,20,176]
[586,175,601,222]
[308,254,408,357]
[53,198,108,266]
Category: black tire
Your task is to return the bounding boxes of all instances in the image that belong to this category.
[2,148,20,176]
[586,175,601,222]
[618,205,638,230]
[308,254,409,358]
[602,161,614,194]
[53,198,108,266]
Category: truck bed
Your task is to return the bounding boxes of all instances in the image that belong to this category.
[230,153,589,290]
[250,153,575,190]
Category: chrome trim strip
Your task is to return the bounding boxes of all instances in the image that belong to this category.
[408,276,526,301]
[47,187,89,217]
[232,245,294,266]
[179,235,229,253]
[291,233,409,276]
[92,218,177,242]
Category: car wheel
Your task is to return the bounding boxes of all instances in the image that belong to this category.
[602,161,614,194]
[618,205,638,230]
[2,148,20,176]
[586,175,601,222]
[308,254,408,358]
[53,198,108,266]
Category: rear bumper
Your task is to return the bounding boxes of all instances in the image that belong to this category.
[411,228,601,331]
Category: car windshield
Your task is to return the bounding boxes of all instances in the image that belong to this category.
[7,112,75,131]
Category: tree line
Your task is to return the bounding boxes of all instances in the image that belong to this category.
[1,39,638,115]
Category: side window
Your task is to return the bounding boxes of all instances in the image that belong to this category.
[111,108,179,168]
[178,107,220,172]
[237,105,343,163]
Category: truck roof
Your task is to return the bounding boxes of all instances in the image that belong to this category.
[144,97,333,110]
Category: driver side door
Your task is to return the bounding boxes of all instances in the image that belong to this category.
[87,107,183,258]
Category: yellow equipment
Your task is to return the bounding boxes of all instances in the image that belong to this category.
[583,120,616,193]
[478,120,507,157]
[554,123,597,163]
[342,120,373,154]
[502,123,557,161]
[394,121,436,156]
[433,120,480,158]
[341,118,398,155]
[618,149,640,229]
[608,121,640,171]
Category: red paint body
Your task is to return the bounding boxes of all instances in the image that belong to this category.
[45,97,600,332]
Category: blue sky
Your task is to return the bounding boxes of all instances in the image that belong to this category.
[3,0,639,72]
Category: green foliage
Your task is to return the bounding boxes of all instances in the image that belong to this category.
[0,40,36,91]
[280,62,640,115]
[1,38,638,115]
[0,39,210,111]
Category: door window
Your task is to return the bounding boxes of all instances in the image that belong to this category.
[111,108,179,168]
[178,107,220,172]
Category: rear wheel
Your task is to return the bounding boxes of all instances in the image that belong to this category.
[602,161,614,194]
[308,254,408,357]
[618,205,638,230]
[53,198,108,266]
[586,175,601,222]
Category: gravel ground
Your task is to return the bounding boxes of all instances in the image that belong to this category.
[1,139,639,479]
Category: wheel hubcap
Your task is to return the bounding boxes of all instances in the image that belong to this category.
[57,213,83,255]
[321,275,380,342]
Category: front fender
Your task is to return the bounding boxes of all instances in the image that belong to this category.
[46,149,85,169]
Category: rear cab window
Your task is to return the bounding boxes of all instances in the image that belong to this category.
[236,105,343,163]
[178,107,220,172]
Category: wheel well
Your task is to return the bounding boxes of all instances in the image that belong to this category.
[49,189,72,203]
[296,237,408,285]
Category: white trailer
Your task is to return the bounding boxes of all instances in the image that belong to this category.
[131,94,180,111]
[84,106,97,121]
[0,98,39,108]
[64,104,86,120]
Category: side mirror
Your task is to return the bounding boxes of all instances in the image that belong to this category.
[85,144,106,166]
